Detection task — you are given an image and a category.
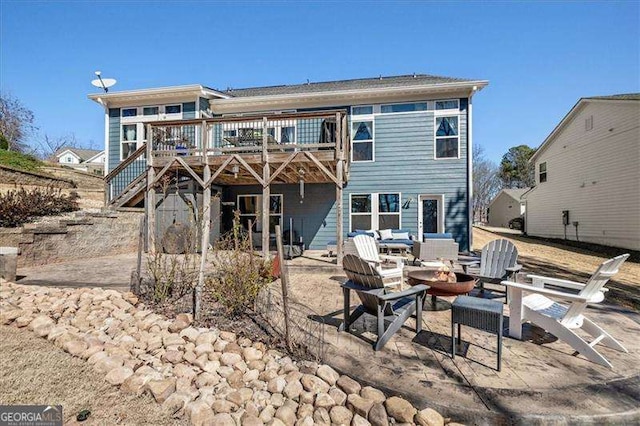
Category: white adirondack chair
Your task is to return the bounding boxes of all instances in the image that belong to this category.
[352,235,405,289]
[503,253,630,368]
[460,239,521,301]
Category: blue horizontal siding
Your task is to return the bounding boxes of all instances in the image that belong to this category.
[345,102,469,250]
[108,108,120,173]
[224,184,336,249]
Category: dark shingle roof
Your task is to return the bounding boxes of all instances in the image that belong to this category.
[585,93,640,101]
[222,74,478,97]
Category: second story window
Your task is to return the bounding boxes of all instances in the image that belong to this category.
[435,116,459,159]
[165,105,182,114]
[351,120,374,162]
[539,162,547,183]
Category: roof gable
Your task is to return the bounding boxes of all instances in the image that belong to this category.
[530,93,640,163]
[55,147,102,162]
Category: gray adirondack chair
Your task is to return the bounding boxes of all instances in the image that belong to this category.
[460,239,522,302]
[339,254,429,350]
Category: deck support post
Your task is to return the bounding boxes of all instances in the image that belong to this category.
[335,112,344,265]
[195,164,211,320]
[261,117,270,258]
[146,170,156,253]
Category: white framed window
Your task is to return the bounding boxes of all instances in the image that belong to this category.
[351,105,373,116]
[165,105,182,115]
[143,106,159,116]
[435,99,460,111]
[434,115,459,159]
[121,124,139,160]
[539,162,547,183]
[237,194,283,232]
[351,120,374,162]
[380,102,427,114]
[121,108,137,118]
[349,192,401,231]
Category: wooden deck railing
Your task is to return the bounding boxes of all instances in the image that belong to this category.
[104,144,147,205]
[148,110,347,159]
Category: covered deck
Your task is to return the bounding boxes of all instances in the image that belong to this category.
[144,110,350,259]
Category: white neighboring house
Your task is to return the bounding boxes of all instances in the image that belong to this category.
[524,93,640,250]
[487,188,528,228]
[54,147,105,174]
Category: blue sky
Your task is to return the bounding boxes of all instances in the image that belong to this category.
[1,1,638,162]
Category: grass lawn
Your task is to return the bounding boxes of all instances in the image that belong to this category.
[0,149,44,172]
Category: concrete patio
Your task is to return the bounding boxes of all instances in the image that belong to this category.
[284,257,640,424]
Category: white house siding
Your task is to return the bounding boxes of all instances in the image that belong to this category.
[525,101,640,250]
[488,192,523,228]
[59,153,80,164]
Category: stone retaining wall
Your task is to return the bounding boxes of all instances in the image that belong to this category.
[0,164,75,188]
[0,282,455,426]
[0,212,142,267]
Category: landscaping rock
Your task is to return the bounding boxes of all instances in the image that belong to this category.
[243,347,263,362]
[162,350,183,364]
[275,404,296,426]
[94,355,124,374]
[329,387,347,406]
[316,365,339,386]
[63,339,88,357]
[301,374,330,394]
[360,386,386,404]
[367,403,389,426]
[353,413,372,426]
[314,393,336,409]
[284,379,303,400]
[415,408,445,426]
[211,399,237,414]
[220,352,242,366]
[105,366,134,385]
[148,378,176,404]
[268,377,287,394]
[313,407,331,425]
[186,400,215,426]
[337,375,361,395]
[385,396,416,423]
[329,405,353,425]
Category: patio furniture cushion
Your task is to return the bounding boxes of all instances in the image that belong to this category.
[347,231,376,238]
[379,229,393,240]
[392,231,410,240]
[424,232,453,240]
[379,239,412,247]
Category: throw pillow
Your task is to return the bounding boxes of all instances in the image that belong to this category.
[367,229,380,240]
[392,231,409,240]
[379,229,393,240]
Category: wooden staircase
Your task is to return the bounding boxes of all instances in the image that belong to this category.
[104,144,148,209]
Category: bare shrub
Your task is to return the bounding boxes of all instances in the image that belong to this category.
[0,187,79,227]
[206,212,273,317]
[145,174,200,303]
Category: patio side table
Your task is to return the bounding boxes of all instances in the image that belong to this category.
[451,295,504,371]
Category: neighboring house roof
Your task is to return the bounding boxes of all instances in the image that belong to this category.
[530,93,640,163]
[584,93,640,101]
[84,150,105,163]
[55,147,103,162]
[489,188,529,207]
[222,74,478,97]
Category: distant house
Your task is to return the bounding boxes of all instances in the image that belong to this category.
[524,93,640,250]
[487,188,528,228]
[54,147,105,174]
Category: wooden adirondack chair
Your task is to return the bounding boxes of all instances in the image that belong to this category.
[352,234,405,289]
[339,254,429,351]
[460,239,522,301]
[503,254,629,368]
